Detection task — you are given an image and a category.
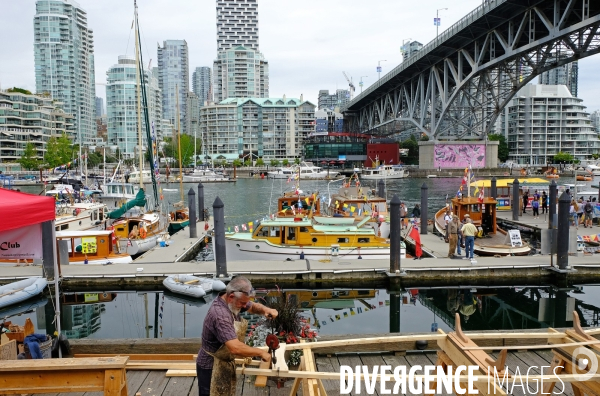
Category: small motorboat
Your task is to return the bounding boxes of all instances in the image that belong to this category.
[576,175,593,181]
[163,275,226,299]
[0,277,48,310]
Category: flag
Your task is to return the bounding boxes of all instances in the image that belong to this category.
[234,226,239,232]
[478,188,484,203]
[474,186,479,196]
[350,206,356,213]
[305,197,310,205]
[409,226,422,258]
[241,224,247,231]
[287,177,291,183]
[248,221,254,231]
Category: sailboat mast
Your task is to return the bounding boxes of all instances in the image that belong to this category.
[134,1,143,190]
[176,85,183,202]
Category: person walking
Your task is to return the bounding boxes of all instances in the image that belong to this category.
[447,215,460,258]
[569,199,579,228]
[541,191,548,214]
[532,195,540,219]
[522,191,529,214]
[584,199,594,228]
[461,218,478,260]
[443,208,452,243]
[196,276,278,396]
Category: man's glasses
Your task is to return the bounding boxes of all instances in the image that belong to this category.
[232,287,255,297]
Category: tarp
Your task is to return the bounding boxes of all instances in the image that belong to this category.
[0,188,55,232]
[106,188,147,219]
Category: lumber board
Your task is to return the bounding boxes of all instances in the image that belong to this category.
[0,356,128,371]
[254,353,272,387]
[462,339,600,351]
[75,353,197,360]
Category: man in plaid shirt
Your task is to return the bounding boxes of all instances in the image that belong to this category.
[196,276,278,396]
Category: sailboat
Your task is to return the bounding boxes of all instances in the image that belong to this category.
[168,84,190,234]
[107,1,168,256]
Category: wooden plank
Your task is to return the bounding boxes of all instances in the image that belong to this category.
[288,356,304,396]
[422,352,453,396]
[381,353,420,396]
[510,351,575,396]
[315,356,341,396]
[255,353,272,387]
[336,354,362,396]
[134,370,170,396]
[489,351,529,396]
[0,356,129,371]
[103,368,127,396]
[122,370,151,396]
[358,353,386,396]
[74,353,197,361]
[406,353,452,396]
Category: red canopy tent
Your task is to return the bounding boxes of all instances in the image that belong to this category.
[0,189,55,232]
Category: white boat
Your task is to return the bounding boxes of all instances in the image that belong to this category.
[182,168,235,183]
[585,165,600,176]
[54,201,108,232]
[56,230,134,264]
[0,277,48,309]
[360,165,407,179]
[98,182,140,211]
[112,212,168,256]
[269,162,340,180]
[163,274,226,298]
[118,168,161,184]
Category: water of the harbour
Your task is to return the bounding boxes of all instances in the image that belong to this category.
[14,176,598,340]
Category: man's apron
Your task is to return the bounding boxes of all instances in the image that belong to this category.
[207,315,248,396]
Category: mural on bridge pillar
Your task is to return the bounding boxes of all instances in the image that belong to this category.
[433,144,486,169]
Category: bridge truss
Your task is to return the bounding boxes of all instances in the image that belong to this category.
[343,0,600,140]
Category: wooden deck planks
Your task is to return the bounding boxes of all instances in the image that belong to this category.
[161,376,196,396]
[381,353,421,396]
[511,351,575,396]
[358,353,388,396]
[316,355,342,396]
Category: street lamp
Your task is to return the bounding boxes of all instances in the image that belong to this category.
[401,38,412,61]
[359,76,368,93]
[436,8,448,38]
[377,60,387,81]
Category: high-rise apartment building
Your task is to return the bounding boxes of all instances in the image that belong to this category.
[186,92,200,141]
[213,46,269,102]
[106,55,162,157]
[157,40,189,133]
[192,67,213,105]
[591,110,600,134]
[200,97,315,160]
[95,97,104,118]
[538,60,578,97]
[0,89,74,163]
[500,84,600,164]
[34,0,96,146]
[318,89,350,111]
[216,0,259,52]
[401,41,423,62]
[315,109,343,133]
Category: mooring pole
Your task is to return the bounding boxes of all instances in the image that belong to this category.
[198,182,204,221]
[390,194,401,273]
[512,178,520,221]
[490,177,497,199]
[549,180,557,229]
[378,179,385,199]
[188,188,197,238]
[556,192,570,270]
[213,197,227,277]
[420,183,428,235]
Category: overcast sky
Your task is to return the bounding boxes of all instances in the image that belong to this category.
[2,0,600,112]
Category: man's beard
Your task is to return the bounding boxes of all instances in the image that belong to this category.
[228,302,240,316]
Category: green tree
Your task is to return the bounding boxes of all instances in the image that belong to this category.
[401,135,419,165]
[487,133,509,162]
[7,87,32,95]
[244,159,251,167]
[44,135,73,168]
[19,142,40,170]
[165,134,202,168]
[294,157,301,165]
[256,158,265,166]
[270,159,280,166]
[282,159,289,166]
[553,152,575,164]
[86,151,103,168]
[592,153,599,160]
[232,159,242,167]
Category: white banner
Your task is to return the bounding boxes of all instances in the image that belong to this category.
[0,223,43,259]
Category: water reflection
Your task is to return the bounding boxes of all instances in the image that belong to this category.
[3,284,600,339]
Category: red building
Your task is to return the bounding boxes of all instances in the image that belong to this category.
[365,139,400,167]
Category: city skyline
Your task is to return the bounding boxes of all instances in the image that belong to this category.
[2,0,600,114]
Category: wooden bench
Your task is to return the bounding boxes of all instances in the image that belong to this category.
[0,356,128,395]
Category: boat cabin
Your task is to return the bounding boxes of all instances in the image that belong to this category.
[330,185,387,218]
[250,218,386,248]
[277,192,321,217]
[449,196,498,235]
[56,230,118,262]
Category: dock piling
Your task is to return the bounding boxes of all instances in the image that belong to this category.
[188,189,197,239]
[557,192,570,270]
[378,179,385,199]
[213,197,228,277]
[549,180,557,229]
[390,194,401,273]
[512,178,520,221]
[420,183,428,235]
[198,183,204,221]
[42,220,56,279]
[491,177,497,199]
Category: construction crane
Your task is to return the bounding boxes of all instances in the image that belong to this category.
[342,72,355,100]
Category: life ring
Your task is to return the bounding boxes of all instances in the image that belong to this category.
[139,227,147,239]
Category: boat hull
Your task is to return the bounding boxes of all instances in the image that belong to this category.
[0,277,47,310]
[163,274,226,298]
[67,255,133,265]
[168,220,189,234]
[224,237,405,261]
[117,234,160,256]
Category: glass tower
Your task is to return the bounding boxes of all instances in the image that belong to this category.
[213,46,269,102]
[192,67,213,106]
[34,0,96,146]
[157,40,189,134]
[106,55,162,157]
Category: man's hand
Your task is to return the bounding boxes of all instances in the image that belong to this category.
[265,308,278,319]
[261,350,271,362]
